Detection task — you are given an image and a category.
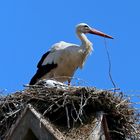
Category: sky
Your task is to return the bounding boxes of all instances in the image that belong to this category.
[0,0,140,96]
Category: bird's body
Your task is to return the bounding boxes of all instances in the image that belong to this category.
[29,23,113,85]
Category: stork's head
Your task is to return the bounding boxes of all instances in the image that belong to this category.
[76,23,113,39]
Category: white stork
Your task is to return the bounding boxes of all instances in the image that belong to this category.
[29,23,113,85]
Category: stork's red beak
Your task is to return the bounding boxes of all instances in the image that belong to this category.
[89,28,113,39]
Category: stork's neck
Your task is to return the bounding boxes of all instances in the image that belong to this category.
[77,31,93,54]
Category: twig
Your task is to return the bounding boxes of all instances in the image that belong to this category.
[65,105,70,128]
[116,99,128,107]
[103,38,117,91]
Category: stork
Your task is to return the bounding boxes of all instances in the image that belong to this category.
[29,23,113,85]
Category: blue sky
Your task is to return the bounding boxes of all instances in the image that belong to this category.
[0,0,140,94]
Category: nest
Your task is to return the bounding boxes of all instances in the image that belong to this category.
[0,84,140,140]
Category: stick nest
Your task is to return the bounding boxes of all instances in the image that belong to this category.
[0,85,140,140]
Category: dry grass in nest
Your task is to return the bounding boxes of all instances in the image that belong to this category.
[0,85,140,140]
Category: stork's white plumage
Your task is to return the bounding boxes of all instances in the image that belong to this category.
[29,23,113,85]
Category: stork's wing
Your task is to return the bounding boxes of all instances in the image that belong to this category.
[30,50,57,85]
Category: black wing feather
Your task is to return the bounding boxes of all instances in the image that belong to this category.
[37,51,51,68]
[29,51,57,85]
